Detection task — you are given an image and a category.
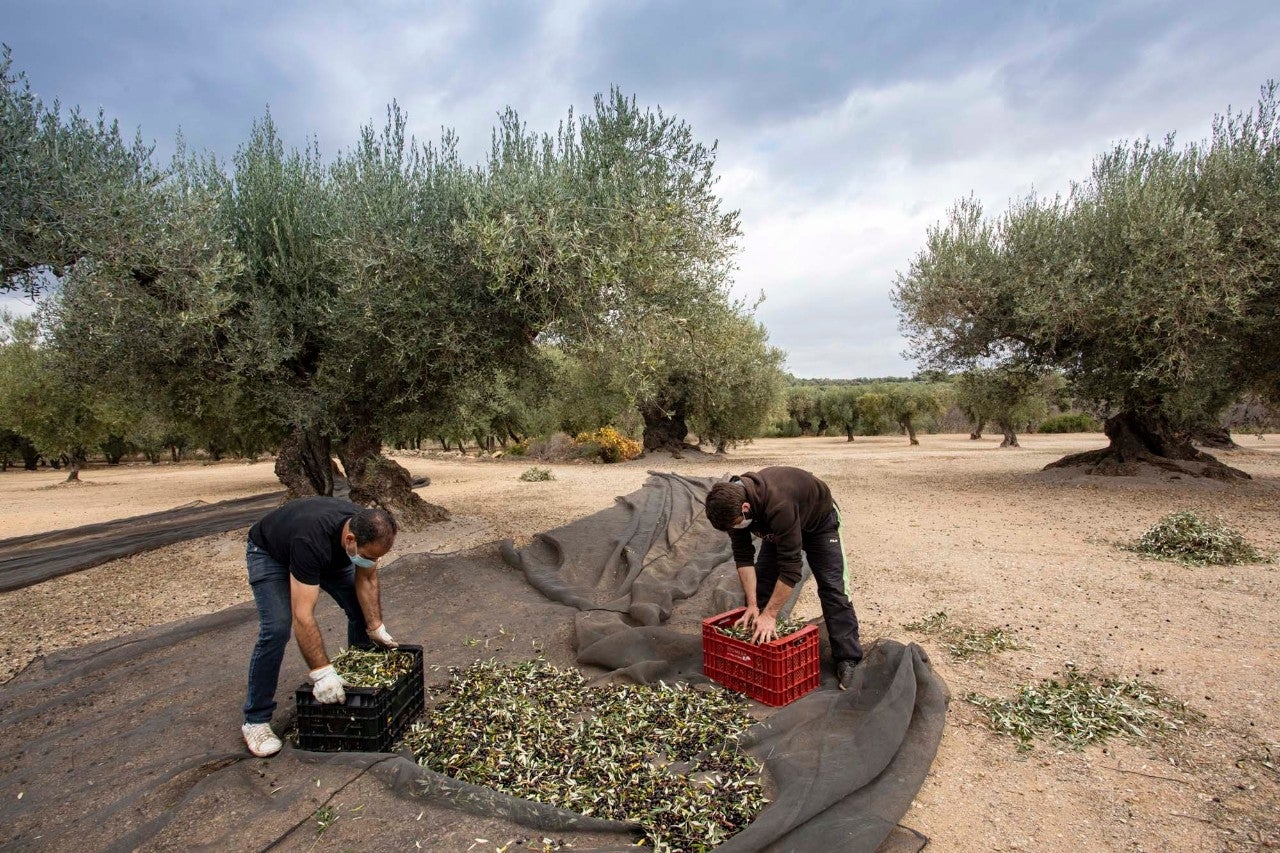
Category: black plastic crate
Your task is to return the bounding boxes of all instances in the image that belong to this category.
[295,644,424,752]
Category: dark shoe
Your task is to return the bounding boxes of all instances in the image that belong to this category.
[837,660,859,691]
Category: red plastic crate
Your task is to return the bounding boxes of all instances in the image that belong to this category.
[702,608,820,706]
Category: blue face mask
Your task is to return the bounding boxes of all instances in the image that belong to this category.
[348,543,376,569]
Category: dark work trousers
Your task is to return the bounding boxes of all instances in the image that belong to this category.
[754,506,863,664]
[242,539,371,724]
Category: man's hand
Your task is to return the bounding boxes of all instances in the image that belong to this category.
[369,623,399,649]
[309,665,347,704]
[750,612,779,644]
[735,605,760,630]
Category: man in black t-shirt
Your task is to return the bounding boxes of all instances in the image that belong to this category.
[240,496,400,757]
[705,467,863,691]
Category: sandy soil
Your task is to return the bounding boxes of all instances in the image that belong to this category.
[2,434,1278,850]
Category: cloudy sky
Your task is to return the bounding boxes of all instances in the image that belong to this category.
[5,1,1278,376]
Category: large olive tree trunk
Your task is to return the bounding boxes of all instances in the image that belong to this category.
[641,400,692,456]
[336,428,448,526]
[1045,411,1249,479]
[275,427,334,499]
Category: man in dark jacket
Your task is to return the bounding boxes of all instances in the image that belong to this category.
[705,466,863,690]
[240,496,400,757]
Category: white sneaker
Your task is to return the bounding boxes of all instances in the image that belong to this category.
[242,722,283,757]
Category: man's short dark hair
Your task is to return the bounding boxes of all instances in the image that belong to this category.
[351,507,398,546]
[705,481,747,531]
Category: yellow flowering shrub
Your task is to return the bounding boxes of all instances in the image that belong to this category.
[574,426,643,463]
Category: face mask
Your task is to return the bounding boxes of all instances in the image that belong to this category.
[732,514,752,530]
[348,542,377,569]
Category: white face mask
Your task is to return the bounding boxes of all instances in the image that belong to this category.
[732,514,752,530]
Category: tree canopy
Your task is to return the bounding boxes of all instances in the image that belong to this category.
[46,83,752,517]
[1,47,155,295]
[893,84,1280,478]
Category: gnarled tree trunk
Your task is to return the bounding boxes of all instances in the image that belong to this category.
[901,416,920,445]
[998,421,1020,448]
[641,400,691,456]
[1191,426,1237,450]
[275,427,335,499]
[845,426,855,442]
[1045,411,1249,479]
[336,428,448,526]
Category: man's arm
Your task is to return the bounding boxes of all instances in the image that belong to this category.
[735,563,759,628]
[289,576,329,670]
[751,504,803,643]
[353,565,384,633]
[728,529,756,568]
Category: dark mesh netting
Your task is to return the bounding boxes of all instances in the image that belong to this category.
[0,472,947,851]
[0,492,285,592]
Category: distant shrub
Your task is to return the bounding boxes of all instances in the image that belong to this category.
[763,418,802,438]
[1038,413,1101,433]
[518,466,554,482]
[506,440,529,457]
[1129,510,1269,566]
[574,426,642,463]
[524,433,579,461]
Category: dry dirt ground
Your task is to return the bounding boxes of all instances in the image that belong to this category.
[2,434,1278,851]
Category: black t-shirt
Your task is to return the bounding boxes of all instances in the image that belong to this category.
[248,496,359,585]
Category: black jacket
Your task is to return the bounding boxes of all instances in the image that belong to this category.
[728,466,834,585]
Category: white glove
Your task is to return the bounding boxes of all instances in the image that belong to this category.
[369,623,399,649]
[309,664,347,704]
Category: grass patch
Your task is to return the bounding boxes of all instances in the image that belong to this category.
[519,466,555,482]
[904,611,1022,659]
[946,627,1021,660]
[1129,510,1269,566]
[965,664,1191,752]
[401,659,766,852]
[313,805,338,835]
[904,611,949,632]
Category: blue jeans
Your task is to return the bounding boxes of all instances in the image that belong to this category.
[242,539,372,724]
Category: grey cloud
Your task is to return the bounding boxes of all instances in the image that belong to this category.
[757,286,910,378]
[572,1,1063,131]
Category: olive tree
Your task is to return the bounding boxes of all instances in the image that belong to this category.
[1,48,155,295]
[821,386,867,442]
[894,85,1279,478]
[954,367,1055,447]
[785,387,821,435]
[0,428,37,471]
[56,91,743,522]
[684,310,786,454]
[881,382,949,445]
[0,316,106,480]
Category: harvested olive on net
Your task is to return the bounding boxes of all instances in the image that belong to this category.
[400,659,768,852]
